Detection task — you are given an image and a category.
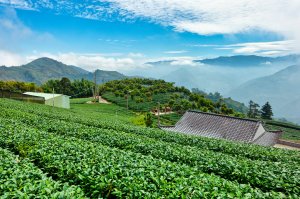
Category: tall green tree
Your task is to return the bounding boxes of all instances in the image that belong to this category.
[248,100,260,118]
[60,77,73,96]
[261,102,273,120]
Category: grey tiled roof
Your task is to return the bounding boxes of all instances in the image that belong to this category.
[160,111,281,146]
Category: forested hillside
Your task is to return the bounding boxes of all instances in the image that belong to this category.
[101,78,243,116]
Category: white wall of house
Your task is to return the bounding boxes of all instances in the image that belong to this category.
[45,95,70,109]
[253,123,266,140]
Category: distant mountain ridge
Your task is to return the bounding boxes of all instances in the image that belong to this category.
[228,64,300,124]
[0,57,126,84]
[147,54,300,67]
[196,55,300,67]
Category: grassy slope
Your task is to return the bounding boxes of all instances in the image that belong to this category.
[264,121,300,142]
[70,98,173,127]
[70,98,136,124]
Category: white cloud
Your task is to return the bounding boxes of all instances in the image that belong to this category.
[2,1,300,52]
[0,7,55,53]
[170,59,198,66]
[164,50,187,54]
[146,56,202,66]
[3,1,300,41]
[192,40,297,56]
[0,51,144,71]
[230,40,295,53]
[26,52,146,71]
[128,52,144,58]
[0,0,33,10]
[0,50,26,66]
[106,1,300,36]
[0,7,33,47]
[216,40,296,56]
[106,0,300,52]
[192,44,221,47]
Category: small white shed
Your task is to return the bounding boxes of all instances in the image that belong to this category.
[24,92,70,109]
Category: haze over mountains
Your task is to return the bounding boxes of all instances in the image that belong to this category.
[228,64,300,124]
[138,55,300,93]
[133,54,300,123]
[0,55,299,123]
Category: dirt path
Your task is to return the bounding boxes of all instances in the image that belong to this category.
[86,96,111,104]
[274,144,300,151]
[98,96,111,104]
[153,111,174,116]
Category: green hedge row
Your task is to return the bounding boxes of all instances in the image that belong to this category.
[1,108,299,194]
[0,117,283,198]
[0,99,298,164]
[0,147,86,198]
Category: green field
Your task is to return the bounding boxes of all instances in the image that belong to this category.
[70,97,136,124]
[0,98,300,198]
[265,123,300,141]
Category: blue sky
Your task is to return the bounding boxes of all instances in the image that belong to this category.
[0,0,299,71]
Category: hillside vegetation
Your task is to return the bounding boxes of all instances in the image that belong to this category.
[0,98,299,197]
[101,78,242,116]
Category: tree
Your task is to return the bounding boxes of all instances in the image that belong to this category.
[168,99,175,108]
[144,112,153,127]
[248,100,260,118]
[60,77,73,96]
[261,102,273,120]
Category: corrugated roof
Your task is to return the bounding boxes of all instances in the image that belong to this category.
[24,92,63,100]
[161,111,260,142]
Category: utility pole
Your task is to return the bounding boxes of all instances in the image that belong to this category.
[157,102,160,127]
[126,90,132,110]
[52,87,55,109]
[94,70,97,101]
[126,92,129,110]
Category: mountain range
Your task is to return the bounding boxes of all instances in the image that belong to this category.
[0,57,126,84]
[196,55,300,67]
[144,55,300,123]
[0,56,299,124]
[148,55,300,67]
[228,64,300,124]
[141,54,300,94]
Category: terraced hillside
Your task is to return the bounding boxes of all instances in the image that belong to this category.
[0,98,299,198]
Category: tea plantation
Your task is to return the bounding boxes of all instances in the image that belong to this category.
[0,98,299,198]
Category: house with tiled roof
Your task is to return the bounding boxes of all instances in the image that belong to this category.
[160,110,282,146]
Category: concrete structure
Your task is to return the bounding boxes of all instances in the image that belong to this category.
[160,110,282,146]
[23,92,70,109]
